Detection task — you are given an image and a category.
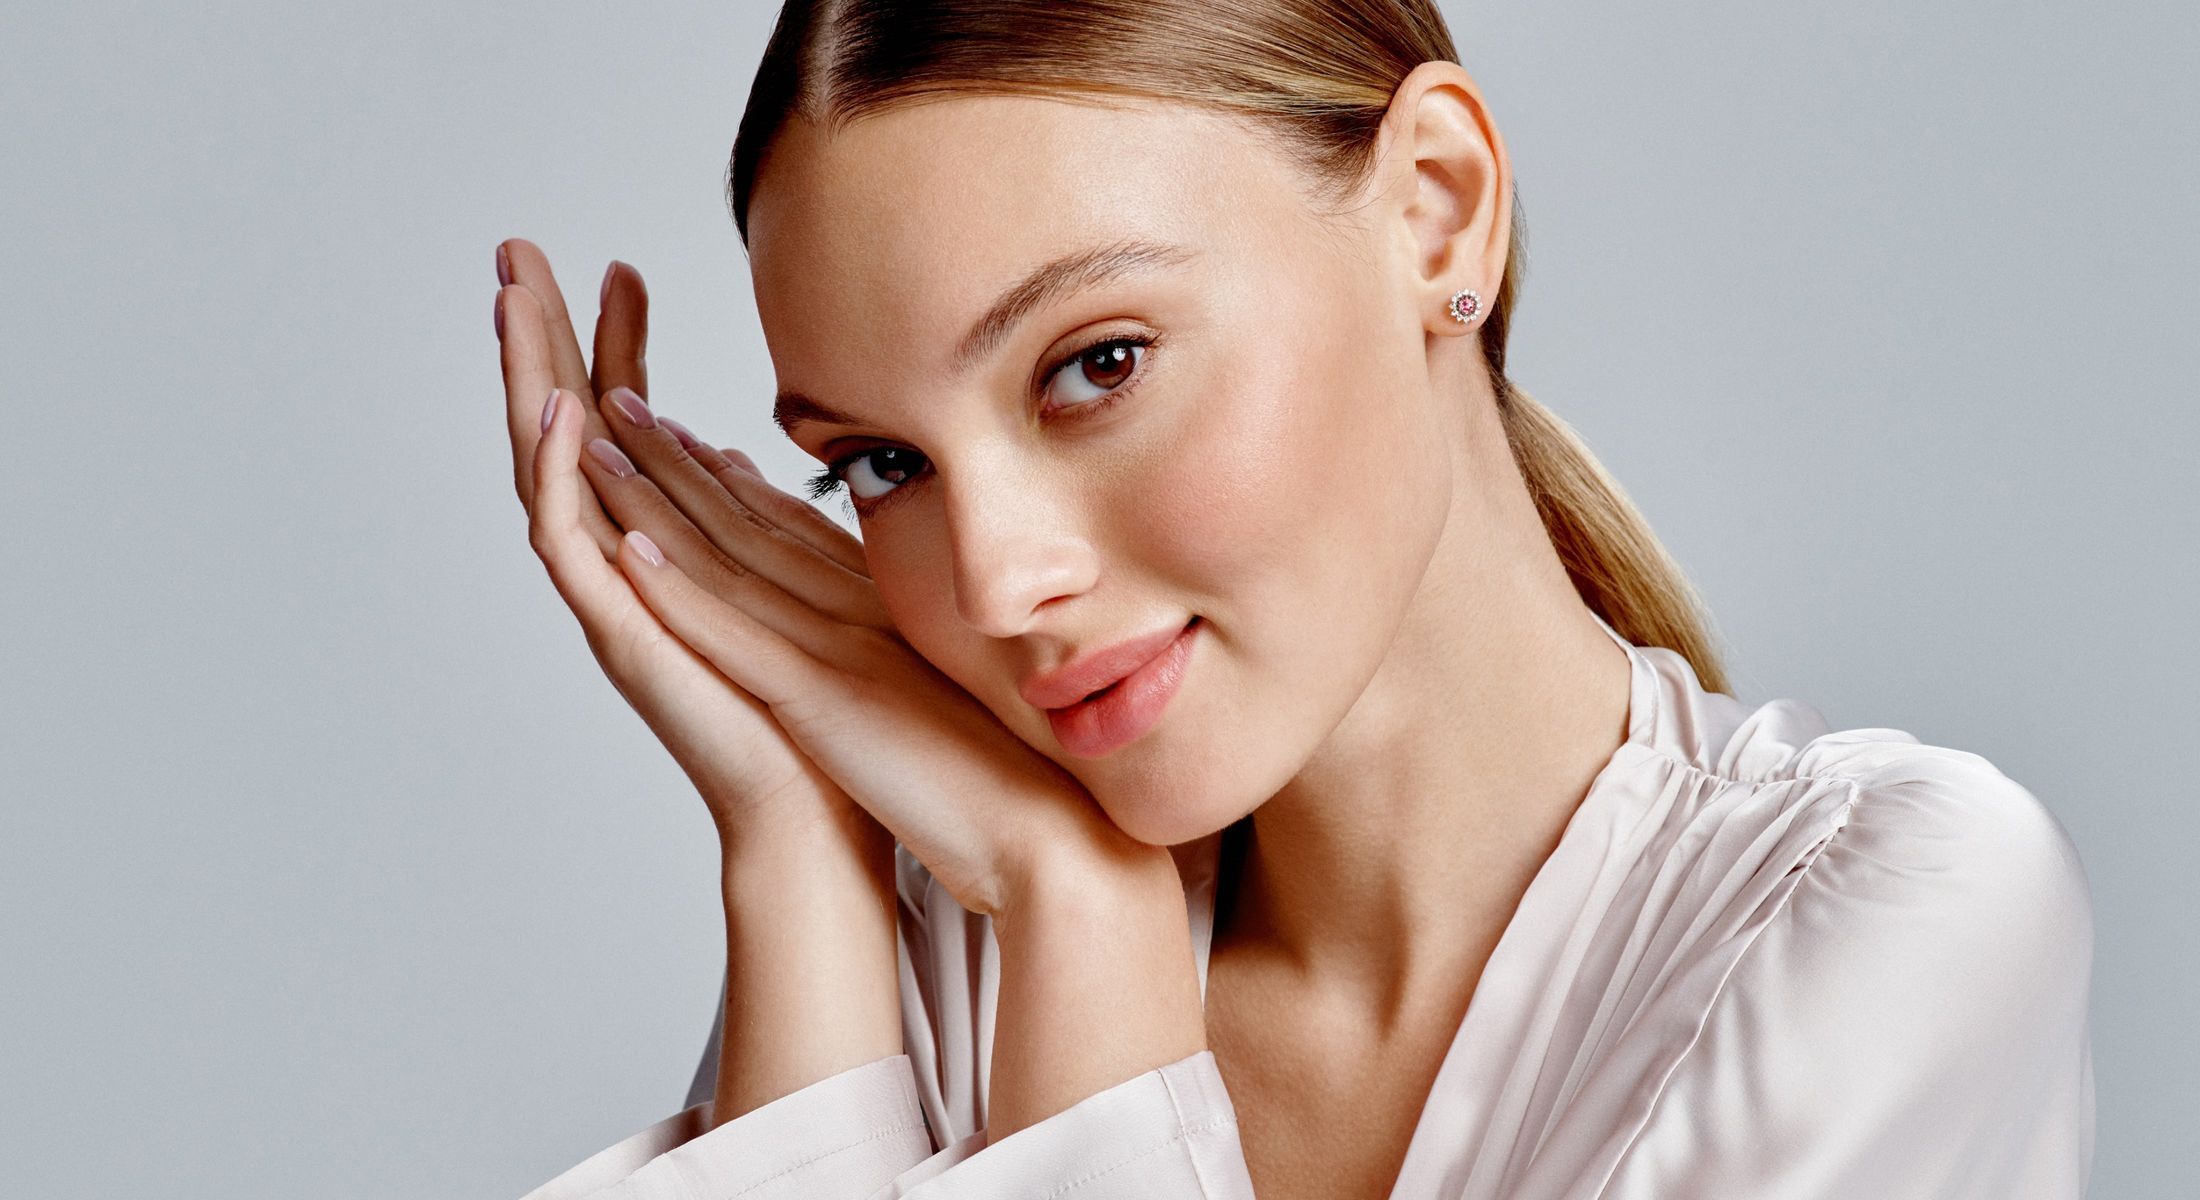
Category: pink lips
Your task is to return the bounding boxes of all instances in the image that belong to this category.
[1019,618,1195,710]
[1041,617,1201,758]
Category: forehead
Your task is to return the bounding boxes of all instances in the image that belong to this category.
[744,94,1313,381]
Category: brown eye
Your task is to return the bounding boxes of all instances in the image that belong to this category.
[1045,336,1150,411]
[1079,344,1136,390]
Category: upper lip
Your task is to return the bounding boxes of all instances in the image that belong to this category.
[1020,618,1194,711]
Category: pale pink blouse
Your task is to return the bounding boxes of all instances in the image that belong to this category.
[519,614,2096,1198]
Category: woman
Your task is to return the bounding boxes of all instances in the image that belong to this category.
[493,2,2095,1197]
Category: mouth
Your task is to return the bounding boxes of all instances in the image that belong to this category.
[1045,616,1202,758]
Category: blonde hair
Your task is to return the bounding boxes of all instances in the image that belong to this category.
[726,0,1731,694]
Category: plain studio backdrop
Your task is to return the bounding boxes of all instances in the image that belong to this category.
[1,2,2192,1196]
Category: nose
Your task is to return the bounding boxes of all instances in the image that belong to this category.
[943,460,1099,640]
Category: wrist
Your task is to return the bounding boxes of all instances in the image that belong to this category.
[720,796,894,883]
[991,817,1180,928]
[713,807,903,1125]
[984,834,1207,1141]
[719,806,899,961]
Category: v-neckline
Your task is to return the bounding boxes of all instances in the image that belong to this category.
[1172,611,1661,1197]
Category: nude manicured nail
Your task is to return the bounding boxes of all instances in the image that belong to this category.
[600,261,617,308]
[658,416,700,451]
[541,389,559,432]
[496,244,513,287]
[607,387,655,429]
[626,530,665,566]
[586,437,636,478]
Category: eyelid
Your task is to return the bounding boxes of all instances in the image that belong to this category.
[1037,327,1160,417]
[811,325,1162,510]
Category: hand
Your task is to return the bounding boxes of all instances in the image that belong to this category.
[556,397,1164,913]
[494,238,884,856]
[507,269,1165,915]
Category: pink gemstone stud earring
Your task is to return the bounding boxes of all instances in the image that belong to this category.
[1446,287,1481,325]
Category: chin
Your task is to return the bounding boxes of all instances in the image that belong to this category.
[1094,782,1253,849]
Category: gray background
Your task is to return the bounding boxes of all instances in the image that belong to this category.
[1,2,2190,1196]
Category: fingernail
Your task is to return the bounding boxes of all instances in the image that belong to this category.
[724,448,762,476]
[541,388,560,432]
[600,261,618,308]
[496,243,513,287]
[626,529,665,567]
[586,437,637,478]
[607,386,655,429]
[494,291,505,340]
[658,415,700,451]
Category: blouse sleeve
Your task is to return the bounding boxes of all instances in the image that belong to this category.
[862,1048,1255,1199]
[1597,747,2097,1199]
[515,1051,936,1200]
[521,834,1257,1200]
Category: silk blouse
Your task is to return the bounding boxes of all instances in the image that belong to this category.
[518,613,2096,1199]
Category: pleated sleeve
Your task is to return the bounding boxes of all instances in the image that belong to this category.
[1595,744,2096,1199]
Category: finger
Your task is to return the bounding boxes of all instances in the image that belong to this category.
[501,237,596,402]
[529,388,678,665]
[686,439,874,578]
[611,522,830,714]
[591,260,650,402]
[497,282,558,508]
[649,414,871,579]
[666,420,871,574]
[601,390,875,609]
[594,388,886,626]
[579,419,887,649]
[501,285,625,559]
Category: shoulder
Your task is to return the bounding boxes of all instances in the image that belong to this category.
[1595,726,2099,1195]
[1633,640,2092,925]
[1788,731,2092,927]
[1624,636,2094,985]
[1702,725,2097,1016]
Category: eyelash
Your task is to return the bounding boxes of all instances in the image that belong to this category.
[803,331,1161,514]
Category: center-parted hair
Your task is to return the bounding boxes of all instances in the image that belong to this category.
[725,0,1730,694]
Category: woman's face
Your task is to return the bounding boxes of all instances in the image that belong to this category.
[745,93,1465,846]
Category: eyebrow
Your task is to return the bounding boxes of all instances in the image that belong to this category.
[772,236,1199,437]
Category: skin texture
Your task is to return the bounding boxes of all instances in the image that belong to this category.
[499,58,1632,1198]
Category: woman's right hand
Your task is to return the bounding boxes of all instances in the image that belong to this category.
[493,238,890,857]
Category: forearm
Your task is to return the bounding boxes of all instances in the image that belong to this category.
[984,843,1208,1142]
[713,809,904,1129]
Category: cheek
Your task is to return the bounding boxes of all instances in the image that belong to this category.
[1114,327,1429,627]
[1088,315,1450,820]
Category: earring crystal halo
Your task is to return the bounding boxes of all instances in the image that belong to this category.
[1446,287,1481,326]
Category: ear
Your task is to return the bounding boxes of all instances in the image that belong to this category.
[1375,61,1514,338]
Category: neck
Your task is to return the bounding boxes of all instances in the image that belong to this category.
[1213,406,1633,1026]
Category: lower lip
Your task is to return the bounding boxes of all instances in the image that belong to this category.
[1046,617,1201,758]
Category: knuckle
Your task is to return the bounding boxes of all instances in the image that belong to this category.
[702,542,754,584]
[528,522,560,566]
